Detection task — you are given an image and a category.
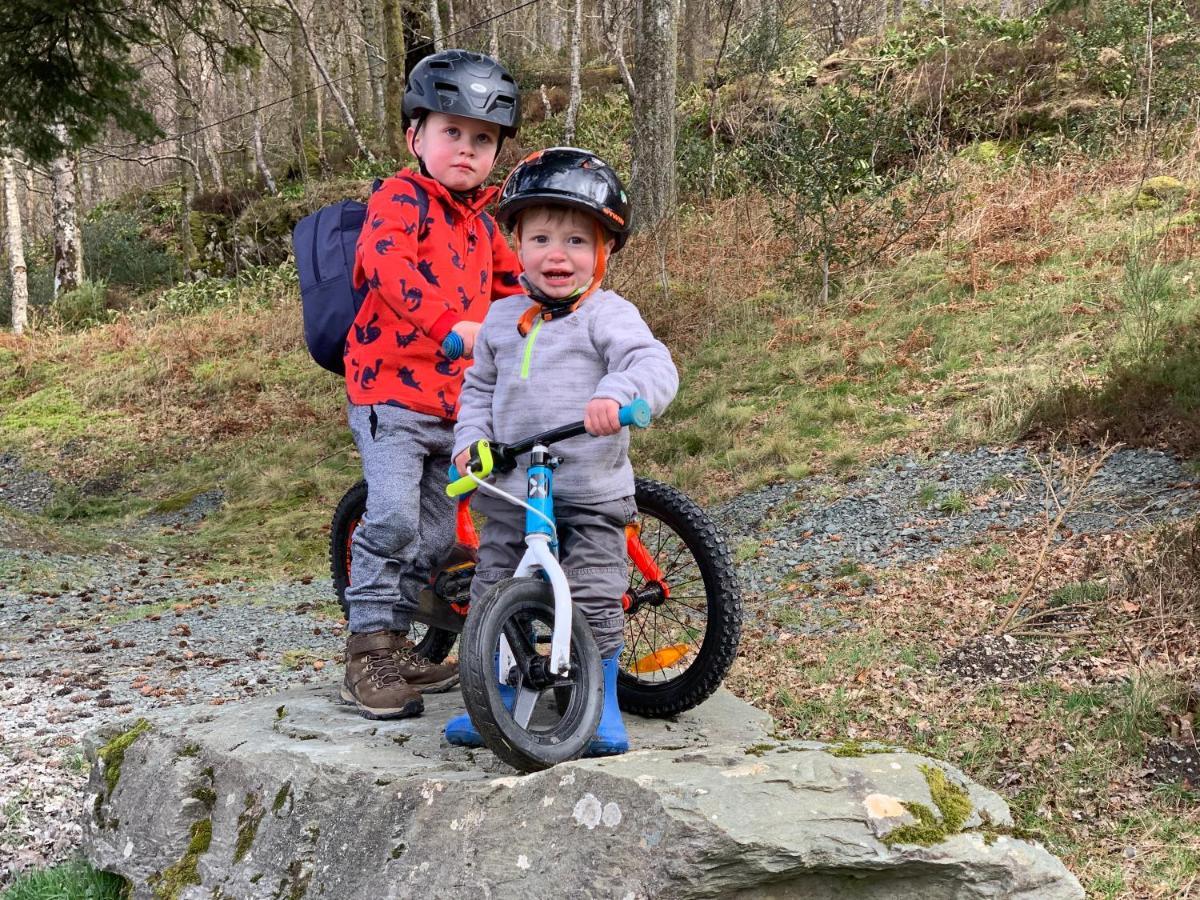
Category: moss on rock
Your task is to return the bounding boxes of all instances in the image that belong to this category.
[152,818,212,900]
[881,765,973,847]
[1137,175,1189,209]
[272,781,292,814]
[97,719,152,797]
[235,793,265,863]
[827,739,895,758]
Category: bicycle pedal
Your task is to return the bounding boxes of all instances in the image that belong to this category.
[434,563,475,600]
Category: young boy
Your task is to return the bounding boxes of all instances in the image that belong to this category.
[341,49,524,720]
[444,148,679,754]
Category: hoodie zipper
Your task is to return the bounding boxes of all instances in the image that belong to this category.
[520,317,544,380]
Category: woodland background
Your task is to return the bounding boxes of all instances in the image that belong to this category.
[3,0,1200,896]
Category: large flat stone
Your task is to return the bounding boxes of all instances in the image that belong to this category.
[82,680,1083,899]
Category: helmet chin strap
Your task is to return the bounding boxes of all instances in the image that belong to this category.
[517,222,609,337]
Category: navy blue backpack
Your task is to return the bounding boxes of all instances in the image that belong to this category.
[293,180,381,375]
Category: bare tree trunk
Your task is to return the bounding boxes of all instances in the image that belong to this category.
[253,67,279,194]
[20,161,34,239]
[314,76,329,173]
[199,51,226,190]
[564,0,583,143]
[538,0,564,53]
[50,125,84,296]
[603,0,637,102]
[3,154,28,334]
[232,61,255,180]
[445,0,457,39]
[829,0,846,49]
[284,0,376,162]
[290,10,313,171]
[165,19,199,278]
[360,0,387,127]
[679,0,701,84]
[429,0,445,50]
[631,0,677,229]
[489,0,500,58]
[381,0,406,159]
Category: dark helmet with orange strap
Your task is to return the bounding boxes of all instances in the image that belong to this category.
[497,147,632,251]
[402,49,521,139]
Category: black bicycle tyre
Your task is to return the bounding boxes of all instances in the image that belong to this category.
[620,477,743,718]
[460,577,603,772]
[329,479,459,664]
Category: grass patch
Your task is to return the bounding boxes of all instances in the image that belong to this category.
[1,860,126,899]
[3,158,1196,575]
[730,520,1200,897]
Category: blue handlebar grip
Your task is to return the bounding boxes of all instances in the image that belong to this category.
[618,398,652,429]
[441,331,464,360]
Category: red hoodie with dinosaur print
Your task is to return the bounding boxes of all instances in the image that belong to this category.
[346,167,522,418]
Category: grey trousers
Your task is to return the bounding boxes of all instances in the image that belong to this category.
[345,403,456,634]
[470,490,636,657]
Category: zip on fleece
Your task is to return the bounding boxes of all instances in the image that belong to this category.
[520,317,544,380]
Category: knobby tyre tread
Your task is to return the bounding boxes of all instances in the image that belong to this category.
[621,477,743,718]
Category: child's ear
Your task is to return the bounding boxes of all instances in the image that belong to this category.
[405,125,420,159]
[604,237,616,255]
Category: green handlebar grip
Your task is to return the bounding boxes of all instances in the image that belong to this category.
[445,440,494,497]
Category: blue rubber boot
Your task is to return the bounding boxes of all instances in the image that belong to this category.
[585,647,629,756]
[444,655,514,747]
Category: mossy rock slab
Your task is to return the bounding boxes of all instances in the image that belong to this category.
[1137,175,1190,209]
[82,683,1083,898]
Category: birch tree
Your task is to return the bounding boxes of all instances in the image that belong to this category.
[630,0,678,229]
[50,124,84,296]
[252,66,278,194]
[563,0,584,143]
[381,0,406,159]
[284,0,376,162]
[289,9,313,168]
[603,0,636,103]
[359,0,387,125]
[3,154,28,334]
[429,0,445,50]
[490,0,501,58]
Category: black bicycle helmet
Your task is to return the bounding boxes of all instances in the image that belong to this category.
[497,147,633,251]
[402,49,520,138]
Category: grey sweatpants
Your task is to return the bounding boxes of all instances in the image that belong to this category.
[469,490,636,657]
[345,403,456,634]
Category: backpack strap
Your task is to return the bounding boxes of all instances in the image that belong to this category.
[397,174,431,230]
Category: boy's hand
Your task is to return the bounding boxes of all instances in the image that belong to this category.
[450,321,481,359]
[454,448,472,475]
[584,398,622,436]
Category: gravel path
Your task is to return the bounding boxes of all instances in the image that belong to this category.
[1,443,1197,882]
[710,446,1199,623]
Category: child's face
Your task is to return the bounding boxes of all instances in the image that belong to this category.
[518,208,614,301]
[407,112,501,192]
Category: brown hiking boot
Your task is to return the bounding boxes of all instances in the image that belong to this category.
[393,636,460,694]
[340,631,423,720]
